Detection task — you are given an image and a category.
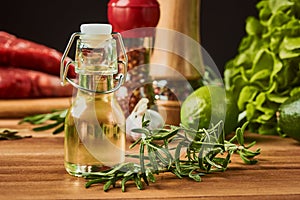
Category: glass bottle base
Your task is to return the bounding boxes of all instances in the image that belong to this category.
[65,161,110,177]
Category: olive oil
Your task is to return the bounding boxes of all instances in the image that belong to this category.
[64,92,126,177]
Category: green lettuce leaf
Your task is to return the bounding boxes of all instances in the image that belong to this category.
[224,0,300,135]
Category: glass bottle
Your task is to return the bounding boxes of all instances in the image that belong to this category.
[60,24,128,177]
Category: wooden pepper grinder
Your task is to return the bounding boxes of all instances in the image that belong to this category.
[150,0,204,83]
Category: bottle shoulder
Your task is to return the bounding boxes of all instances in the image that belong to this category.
[67,93,125,124]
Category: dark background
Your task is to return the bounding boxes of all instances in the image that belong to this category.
[0,0,259,74]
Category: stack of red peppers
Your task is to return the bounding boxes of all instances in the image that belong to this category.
[0,32,73,99]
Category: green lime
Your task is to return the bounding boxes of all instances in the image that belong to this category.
[224,90,240,135]
[278,93,300,142]
[180,85,239,135]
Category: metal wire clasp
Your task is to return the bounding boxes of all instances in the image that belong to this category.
[60,32,128,94]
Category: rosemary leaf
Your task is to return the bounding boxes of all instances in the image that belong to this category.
[129,137,142,149]
[134,174,144,190]
[85,178,105,188]
[188,170,201,182]
[53,124,65,135]
[0,129,31,140]
[103,180,112,192]
[121,175,133,192]
[32,121,62,132]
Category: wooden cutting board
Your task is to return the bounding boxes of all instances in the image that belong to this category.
[0,98,71,118]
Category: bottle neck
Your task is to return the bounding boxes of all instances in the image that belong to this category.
[78,74,115,95]
[73,34,124,96]
[75,36,118,79]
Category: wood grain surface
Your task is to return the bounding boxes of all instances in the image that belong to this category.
[0,119,300,199]
[0,98,71,118]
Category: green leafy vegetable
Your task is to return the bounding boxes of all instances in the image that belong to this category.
[83,120,260,192]
[224,0,300,134]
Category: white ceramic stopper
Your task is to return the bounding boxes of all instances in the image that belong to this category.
[80,24,112,35]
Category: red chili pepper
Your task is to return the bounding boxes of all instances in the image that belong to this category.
[0,31,74,77]
[0,67,73,99]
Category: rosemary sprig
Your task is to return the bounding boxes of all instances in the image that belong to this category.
[0,129,32,140]
[84,120,260,192]
[19,109,67,134]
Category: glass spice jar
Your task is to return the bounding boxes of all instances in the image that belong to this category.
[107,0,160,117]
[118,35,155,117]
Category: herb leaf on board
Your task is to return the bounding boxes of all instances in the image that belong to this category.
[84,120,260,192]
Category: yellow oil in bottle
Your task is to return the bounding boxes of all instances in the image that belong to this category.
[64,82,126,177]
